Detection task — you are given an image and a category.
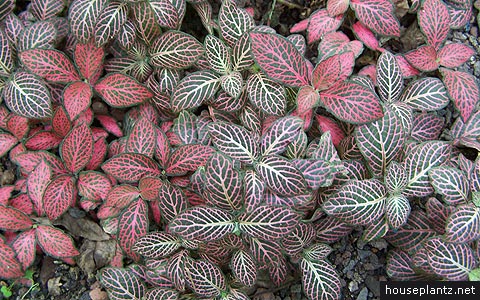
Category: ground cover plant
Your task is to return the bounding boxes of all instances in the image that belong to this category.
[0,0,479,299]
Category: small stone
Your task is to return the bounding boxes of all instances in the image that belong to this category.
[348,281,359,292]
[343,260,357,273]
[369,239,388,251]
[357,287,369,300]
[365,276,381,297]
[474,61,480,77]
[470,26,478,37]
[358,249,372,260]
[453,32,467,41]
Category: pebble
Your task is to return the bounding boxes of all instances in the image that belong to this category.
[365,276,381,297]
[357,287,369,300]
[348,280,359,292]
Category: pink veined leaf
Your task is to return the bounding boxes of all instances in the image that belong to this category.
[0,0,14,22]
[260,116,304,156]
[315,116,346,148]
[323,179,387,226]
[17,20,57,52]
[238,205,299,240]
[96,115,122,137]
[282,222,316,256]
[243,170,266,213]
[43,174,76,221]
[13,151,67,177]
[287,34,307,55]
[85,137,108,170]
[157,183,188,224]
[94,1,128,47]
[6,115,29,140]
[352,21,381,51]
[290,19,309,33]
[410,113,444,142]
[319,81,384,124]
[52,107,72,138]
[448,3,472,29]
[293,159,338,189]
[350,0,400,37]
[306,9,343,44]
[445,204,480,244]
[133,232,181,259]
[99,267,146,300]
[95,73,153,107]
[170,70,221,112]
[254,155,307,196]
[327,0,349,16]
[26,159,52,216]
[31,0,64,21]
[9,194,34,217]
[300,258,341,300]
[203,153,243,211]
[218,0,254,47]
[426,197,453,234]
[386,249,426,280]
[0,205,33,231]
[402,141,451,197]
[354,108,406,177]
[400,77,449,111]
[395,55,420,78]
[437,43,475,68]
[74,40,105,83]
[404,45,439,72]
[312,51,355,91]
[126,118,157,157]
[61,122,93,173]
[249,237,283,267]
[20,49,80,83]
[138,177,163,201]
[118,198,149,261]
[230,250,257,287]
[149,30,204,69]
[154,127,170,168]
[208,122,259,164]
[0,239,24,279]
[63,81,93,121]
[183,259,226,298]
[165,144,214,176]
[69,0,108,43]
[24,131,62,151]
[0,133,17,157]
[11,229,36,270]
[35,225,79,258]
[78,171,112,201]
[268,259,289,286]
[418,0,450,50]
[169,206,235,241]
[249,31,310,87]
[440,68,480,122]
[4,71,53,119]
[424,237,476,280]
[149,0,179,29]
[102,153,161,183]
[429,166,469,205]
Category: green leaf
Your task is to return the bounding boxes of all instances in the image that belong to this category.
[171,70,221,112]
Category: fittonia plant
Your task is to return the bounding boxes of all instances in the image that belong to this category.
[0,0,479,299]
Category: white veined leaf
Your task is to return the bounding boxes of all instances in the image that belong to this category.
[444,204,480,243]
[247,73,286,116]
[377,51,403,103]
[171,70,220,112]
[300,258,341,300]
[385,194,410,230]
[205,34,232,74]
[429,166,469,205]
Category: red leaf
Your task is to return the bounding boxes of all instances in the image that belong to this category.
[20,49,80,83]
[296,86,320,115]
[350,0,400,37]
[0,239,24,279]
[118,199,148,261]
[316,115,345,147]
[43,175,76,221]
[404,45,439,72]
[0,205,33,231]
[312,52,355,91]
[249,31,310,87]
[96,115,123,137]
[440,68,480,122]
[352,21,381,51]
[154,127,170,168]
[9,194,33,216]
[61,122,93,173]
[437,43,475,68]
[320,81,384,124]
[327,0,349,16]
[139,177,163,201]
[307,9,343,44]
[6,115,29,140]
[98,185,140,219]
[95,73,153,107]
[25,131,62,150]
[418,0,450,50]
[102,153,161,183]
[395,55,420,78]
[12,229,36,270]
[0,133,17,157]
[85,137,108,170]
[0,186,14,205]
[52,107,72,138]
[74,40,104,83]
[35,225,79,258]
[166,144,214,176]
[13,151,67,177]
[26,159,52,216]
[78,171,112,201]
[126,118,157,157]
[63,81,93,121]
[290,19,309,33]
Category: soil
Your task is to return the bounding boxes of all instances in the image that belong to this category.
[1,1,479,300]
